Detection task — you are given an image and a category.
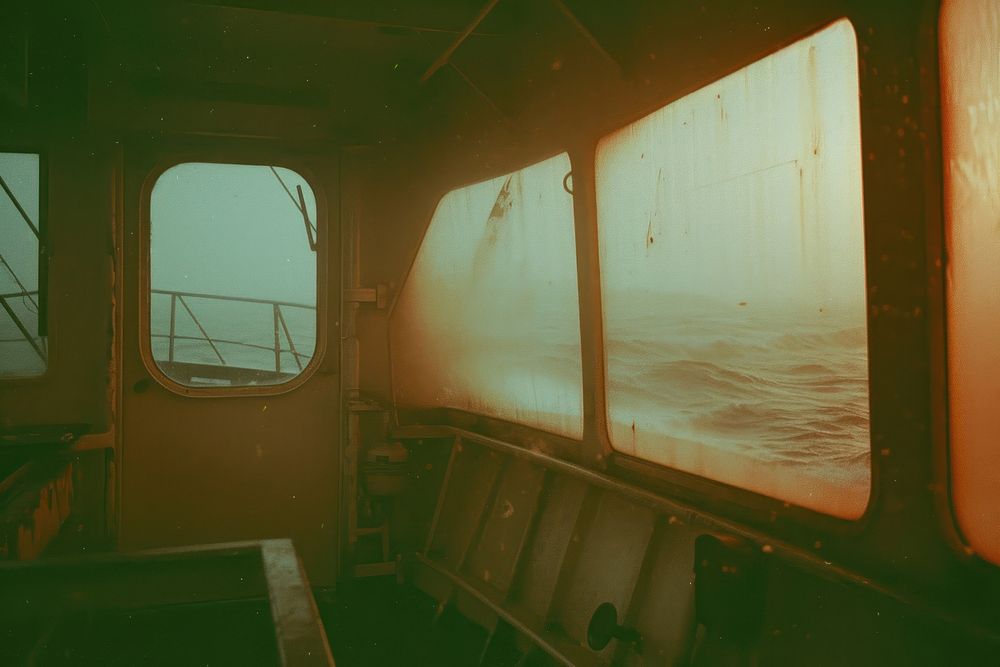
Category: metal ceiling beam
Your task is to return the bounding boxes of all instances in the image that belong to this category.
[420,0,502,82]
[448,61,513,126]
[549,0,621,73]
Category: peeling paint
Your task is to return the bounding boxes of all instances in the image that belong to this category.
[3,463,75,561]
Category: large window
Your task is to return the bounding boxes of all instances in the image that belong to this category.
[391,153,584,438]
[0,151,45,378]
[149,162,318,388]
[942,0,1000,564]
[596,20,870,518]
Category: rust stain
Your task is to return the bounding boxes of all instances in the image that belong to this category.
[8,464,75,561]
[487,176,514,227]
[501,499,514,519]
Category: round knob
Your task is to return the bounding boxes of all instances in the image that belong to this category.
[587,602,642,652]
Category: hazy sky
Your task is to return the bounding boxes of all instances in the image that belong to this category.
[2,156,318,306]
[391,152,585,438]
[151,162,318,305]
[597,19,866,319]
[405,152,580,328]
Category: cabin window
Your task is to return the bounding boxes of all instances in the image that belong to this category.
[596,19,870,518]
[148,162,318,388]
[0,151,45,378]
[390,153,584,438]
[942,0,1000,565]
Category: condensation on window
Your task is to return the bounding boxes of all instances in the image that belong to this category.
[0,152,45,378]
[390,153,584,439]
[150,163,318,388]
[942,0,1000,565]
[596,19,870,518]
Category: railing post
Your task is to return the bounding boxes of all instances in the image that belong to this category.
[176,294,226,365]
[168,293,177,363]
[0,295,46,363]
[273,303,281,373]
[148,289,319,375]
[275,305,303,372]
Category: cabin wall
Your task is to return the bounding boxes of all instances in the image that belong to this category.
[0,129,116,434]
[366,0,1000,659]
[1,7,118,564]
[0,124,118,563]
[2,1,1000,663]
[2,4,347,581]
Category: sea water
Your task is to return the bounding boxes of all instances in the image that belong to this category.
[149,292,317,375]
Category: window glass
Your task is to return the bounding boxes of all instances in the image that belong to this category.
[0,152,45,377]
[150,163,318,387]
[596,20,869,518]
[942,0,1000,564]
[390,153,583,438]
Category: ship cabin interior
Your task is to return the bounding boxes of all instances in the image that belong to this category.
[2,0,1000,665]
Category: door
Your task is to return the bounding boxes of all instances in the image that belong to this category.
[118,141,341,585]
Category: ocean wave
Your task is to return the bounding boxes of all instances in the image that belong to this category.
[606,311,870,484]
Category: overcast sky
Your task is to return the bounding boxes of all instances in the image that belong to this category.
[597,19,866,320]
[151,162,317,305]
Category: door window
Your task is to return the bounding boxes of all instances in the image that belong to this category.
[149,162,319,388]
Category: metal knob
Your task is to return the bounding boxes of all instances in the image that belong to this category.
[587,602,642,652]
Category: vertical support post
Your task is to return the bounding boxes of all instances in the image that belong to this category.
[344,209,362,561]
[177,295,225,365]
[168,293,177,363]
[346,408,361,550]
[276,306,303,371]
[570,143,612,461]
[273,303,281,373]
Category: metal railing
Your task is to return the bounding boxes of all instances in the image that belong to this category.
[1,288,315,374]
[152,289,315,374]
[0,289,45,362]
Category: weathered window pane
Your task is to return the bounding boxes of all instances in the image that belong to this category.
[0,152,45,377]
[942,0,1000,564]
[150,163,318,387]
[596,20,869,518]
[391,153,583,438]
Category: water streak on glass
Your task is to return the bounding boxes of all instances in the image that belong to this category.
[596,20,870,518]
[391,153,584,439]
[942,0,1000,564]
